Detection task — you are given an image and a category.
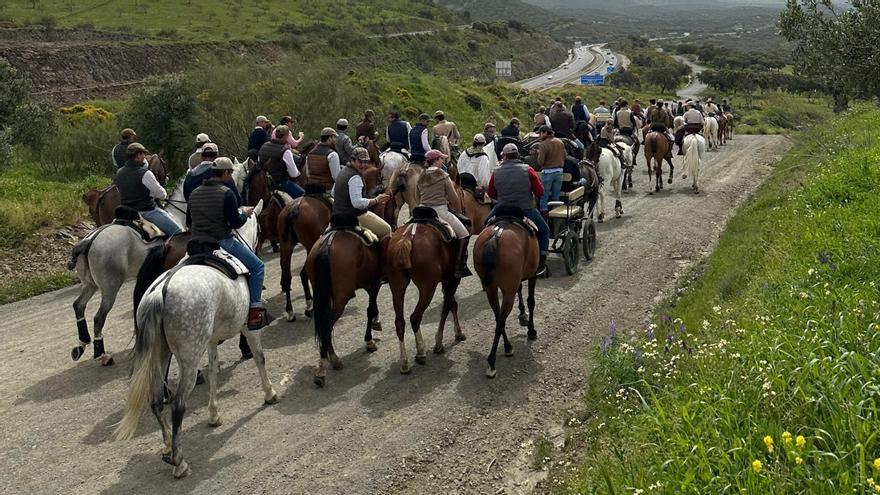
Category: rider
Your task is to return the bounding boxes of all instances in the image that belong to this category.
[278,116,305,150]
[184,142,218,201]
[647,99,675,150]
[613,99,637,138]
[486,143,550,278]
[408,114,431,164]
[333,147,392,239]
[385,110,411,153]
[259,125,305,199]
[721,99,732,113]
[335,118,356,166]
[188,133,211,171]
[536,125,566,217]
[533,107,551,130]
[305,128,341,193]
[112,128,137,169]
[114,142,183,235]
[572,96,590,123]
[457,134,492,189]
[705,98,719,116]
[500,118,522,139]
[676,102,704,155]
[356,110,379,142]
[248,115,272,158]
[417,149,472,278]
[432,111,461,150]
[549,101,576,141]
[188,157,267,330]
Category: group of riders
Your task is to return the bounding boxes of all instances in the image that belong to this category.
[107,95,731,332]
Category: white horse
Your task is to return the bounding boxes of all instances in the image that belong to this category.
[673,115,685,134]
[116,200,277,479]
[595,144,630,222]
[681,133,706,193]
[704,116,719,151]
[379,149,409,187]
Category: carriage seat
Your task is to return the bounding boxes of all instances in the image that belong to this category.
[407,207,455,243]
[548,186,585,219]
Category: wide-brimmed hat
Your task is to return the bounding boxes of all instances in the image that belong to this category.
[211,157,234,171]
[425,149,448,162]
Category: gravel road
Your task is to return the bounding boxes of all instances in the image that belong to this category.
[0,135,790,494]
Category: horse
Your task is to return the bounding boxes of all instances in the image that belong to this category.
[681,133,706,194]
[595,146,627,222]
[613,133,639,191]
[277,184,332,322]
[473,207,539,378]
[456,175,492,235]
[384,156,423,220]
[386,208,465,374]
[723,112,735,140]
[82,154,168,226]
[115,200,277,479]
[643,131,673,193]
[704,116,720,151]
[306,214,384,387]
[716,113,729,146]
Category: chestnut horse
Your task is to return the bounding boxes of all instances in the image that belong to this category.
[306,214,384,387]
[473,207,539,378]
[276,185,332,322]
[82,154,167,226]
[643,131,673,193]
[386,209,465,374]
[455,174,491,235]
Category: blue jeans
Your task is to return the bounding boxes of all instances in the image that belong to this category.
[540,170,563,212]
[218,237,265,307]
[277,179,305,199]
[485,206,550,255]
[141,208,183,235]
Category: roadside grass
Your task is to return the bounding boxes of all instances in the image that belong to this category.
[734,91,831,135]
[560,105,880,493]
[0,270,76,305]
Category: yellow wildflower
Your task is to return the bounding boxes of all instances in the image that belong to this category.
[781,431,792,445]
[874,458,880,471]
[869,478,876,487]
[796,435,806,448]
[763,435,774,453]
[795,456,803,465]
[752,460,763,473]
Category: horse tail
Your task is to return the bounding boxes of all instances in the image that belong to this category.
[67,237,94,271]
[390,233,412,271]
[115,288,165,441]
[649,133,658,154]
[312,241,334,352]
[479,228,501,288]
[682,137,700,178]
[133,245,167,318]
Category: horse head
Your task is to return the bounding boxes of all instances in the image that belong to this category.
[147,154,168,186]
[238,199,264,252]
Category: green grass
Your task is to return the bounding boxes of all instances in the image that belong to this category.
[0,270,76,305]
[2,0,456,41]
[560,105,880,493]
[733,92,832,135]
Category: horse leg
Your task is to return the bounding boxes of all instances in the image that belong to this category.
[391,275,411,373]
[150,345,173,458]
[300,268,313,318]
[279,240,296,322]
[446,278,465,343]
[527,277,537,340]
[363,285,380,353]
[167,357,199,479]
[206,344,222,427]
[411,282,436,363]
[71,281,97,361]
[498,286,517,358]
[598,188,606,223]
[486,286,503,379]
[92,283,122,366]
[654,159,662,193]
[241,328,279,404]
[517,283,528,327]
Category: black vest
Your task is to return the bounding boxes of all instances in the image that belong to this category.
[189,179,233,242]
[259,140,289,184]
[114,161,154,211]
[333,165,364,217]
[409,124,427,160]
[112,140,130,168]
[387,120,408,149]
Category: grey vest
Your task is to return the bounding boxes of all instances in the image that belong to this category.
[189,179,233,242]
[114,161,154,211]
[259,140,288,184]
[494,160,534,210]
[332,165,365,217]
[337,132,353,165]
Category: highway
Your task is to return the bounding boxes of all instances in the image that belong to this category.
[518,43,620,90]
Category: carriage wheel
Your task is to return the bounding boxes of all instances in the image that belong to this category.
[583,220,597,261]
[563,229,580,275]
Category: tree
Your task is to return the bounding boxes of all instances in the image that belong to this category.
[607,69,641,90]
[0,57,54,151]
[644,67,680,93]
[779,0,880,112]
[128,74,196,173]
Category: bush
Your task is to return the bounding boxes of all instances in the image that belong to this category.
[0,57,56,150]
[128,74,196,175]
[464,93,482,111]
[0,127,13,170]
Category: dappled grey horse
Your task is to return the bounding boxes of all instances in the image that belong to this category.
[115,200,277,479]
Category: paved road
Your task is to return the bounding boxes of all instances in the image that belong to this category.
[518,45,603,90]
[674,54,708,100]
[0,135,791,494]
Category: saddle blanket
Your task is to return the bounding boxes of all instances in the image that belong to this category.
[179,248,249,276]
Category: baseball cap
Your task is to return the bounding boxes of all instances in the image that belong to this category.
[255,115,269,124]
[274,125,290,137]
[502,143,519,155]
[321,127,337,138]
[211,157,234,171]
[121,128,137,139]
[473,133,487,144]
[351,147,370,162]
[201,142,219,154]
[337,118,349,127]
[126,142,148,155]
[425,149,448,161]
[537,125,553,134]
[195,133,211,145]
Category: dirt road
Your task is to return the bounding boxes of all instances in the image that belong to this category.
[0,135,790,494]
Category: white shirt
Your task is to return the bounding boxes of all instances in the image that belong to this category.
[346,174,370,210]
[142,170,167,200]
[282,149,300,179]
[684,109,704,125]
[457,149,492,189]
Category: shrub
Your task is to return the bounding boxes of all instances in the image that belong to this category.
[128,74,196,175]
[464,93,482,111]
[0,57,56,150]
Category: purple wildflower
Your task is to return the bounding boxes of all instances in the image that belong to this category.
[817,250,831,264]
[600,336,610,355]
[647,326,655,341]
[661,314,671,323]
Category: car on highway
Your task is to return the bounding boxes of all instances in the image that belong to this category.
[547,75,554,80]
[563,64,569,69]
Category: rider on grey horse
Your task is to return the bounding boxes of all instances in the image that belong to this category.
[114,142,183,235]
[188,157,268,330]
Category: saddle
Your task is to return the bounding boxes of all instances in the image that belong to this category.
[459,173,488,202]
[406,207,456,243]
[270,190,294,209]
[113,206,166,242]
[324,213,379,247]
[177,238,247,279]
[487,205,537,237]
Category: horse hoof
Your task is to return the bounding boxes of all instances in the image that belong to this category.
[365,341,378,353]
[504,347,514,357]
[486,367,497,379]
[400,363,412,375]
[527,330,538,341]
[330,356,344,370]
[173,461,191,479]
[162,453,174,465]
[196,371,206,385]
[372,321,383,332]
[518,315,529,327]
[208,417,223,428]
[304,309,313,318]
[415,355,427,365]
[71,346,85,362]
[101,355,114,367]
[314,376,325,388]
[264,393,279,405]
[433,344,445,355]
[286,312,296,323]
[667,178,673,184]
[455,333,467,342]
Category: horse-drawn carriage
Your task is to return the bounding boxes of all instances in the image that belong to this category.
[546,173,597,275]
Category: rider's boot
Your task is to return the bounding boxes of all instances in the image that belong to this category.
[536,254,549,278]
[247,306,269,331]
[453,237,472,278]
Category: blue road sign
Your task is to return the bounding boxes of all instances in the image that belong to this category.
[607,66,615,73]
[580,74,605,85]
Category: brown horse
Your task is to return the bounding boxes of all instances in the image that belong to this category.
[473,207,539,378]
[643,131,673,193]
[723,112,735,140]
[386,209,465,374]
[83,154,167,226]
[306,214,383,387]
[455,176,491,235]
[276,185,332,322]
